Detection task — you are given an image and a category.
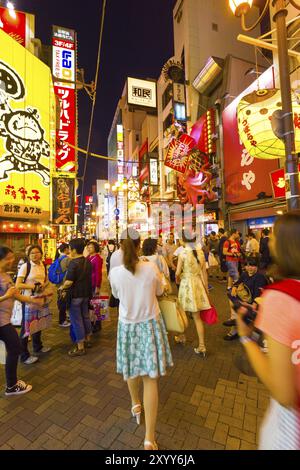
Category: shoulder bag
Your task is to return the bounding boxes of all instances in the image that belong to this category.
[159,294,189,334]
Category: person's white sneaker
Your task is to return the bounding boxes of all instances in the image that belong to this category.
[59,321,71,328]
[39,346,51,354]
[23,356,39,365]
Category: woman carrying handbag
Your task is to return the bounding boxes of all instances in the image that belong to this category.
[176,233,211,357]
[110,229,173,451]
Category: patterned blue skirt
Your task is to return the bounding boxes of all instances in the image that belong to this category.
[117,314,174,381]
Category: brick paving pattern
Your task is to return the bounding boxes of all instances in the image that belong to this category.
[0,274,269,450]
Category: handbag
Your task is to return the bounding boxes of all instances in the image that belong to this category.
[159,295,189,333]
[200,306,218,325]
[208,252,219,268]
[236,283,252,303]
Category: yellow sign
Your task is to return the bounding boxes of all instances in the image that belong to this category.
[0,29,56,221]
[237,88,300,159]
[42,238,57,262]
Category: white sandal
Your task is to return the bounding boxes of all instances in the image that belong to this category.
[144,440,158,450]
[131,404,142,425]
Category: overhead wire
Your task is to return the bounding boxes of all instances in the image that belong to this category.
[80,0,107,203]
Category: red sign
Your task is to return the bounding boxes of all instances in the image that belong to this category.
[139,139,148,160]
[165,134,195,174]
[55,86,76,172]
[0,7,26,47]
[270,165,300,199]
[223,104,279,204]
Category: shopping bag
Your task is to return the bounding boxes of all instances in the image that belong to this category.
[90,295,110,321]
[11,300,23,326]
[208,252,218,268]
[23,305,52,338]
[0,340,6,365]
[200,305,218,325]
[159,295,188,333]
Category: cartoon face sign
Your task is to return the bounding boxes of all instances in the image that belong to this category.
[4,110,43,142]
[0,60,50,186]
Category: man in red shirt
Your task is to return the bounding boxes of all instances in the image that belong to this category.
[223,229,241,289]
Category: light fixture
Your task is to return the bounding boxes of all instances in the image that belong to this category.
[229,0,253,17]
[3,224,7,229]
[276,210,284,215]
[104,182,110,191]
[7,2,17,19]
[27,224,31,228]
[9,223,14,228]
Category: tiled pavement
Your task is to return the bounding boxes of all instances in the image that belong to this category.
[0,276,269,450]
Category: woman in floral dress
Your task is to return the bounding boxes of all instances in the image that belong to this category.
[109,229,173,451]
[176,236,211,356]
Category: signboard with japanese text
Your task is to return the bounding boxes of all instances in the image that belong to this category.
[150,158,158,185]
[164,134,195,174]
[52,177,75,225]
[270,165,300,199]
[52,25,76,172]
[42,238,57,263]
[223,67,279,204]
[127,77,157,109]
[0,29,55,221]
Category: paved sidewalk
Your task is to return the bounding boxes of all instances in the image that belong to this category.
[0,280,269,450]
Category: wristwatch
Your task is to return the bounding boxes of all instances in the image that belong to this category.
[239,336,254,345]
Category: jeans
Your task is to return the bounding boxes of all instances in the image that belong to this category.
[226,261,239,282]
[19,304,43,361]
[57,297,67,324]
[69,298,92,343]
[0,323,21,388]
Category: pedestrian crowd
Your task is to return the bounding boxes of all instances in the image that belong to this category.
[0,212,300,450]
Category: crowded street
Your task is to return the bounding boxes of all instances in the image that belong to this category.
[0,273,268,451]
[1,0,300,455]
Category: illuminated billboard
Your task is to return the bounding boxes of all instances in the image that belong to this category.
[127,77,157,109]
[0,29,55,220]
[52,25,77,172]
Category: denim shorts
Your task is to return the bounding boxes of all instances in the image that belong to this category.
[226,261,239,282]
[69,298,92,342]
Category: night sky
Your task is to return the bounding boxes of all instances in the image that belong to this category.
[16,0,175,201]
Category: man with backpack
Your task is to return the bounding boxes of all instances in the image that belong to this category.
[49,243,71,328]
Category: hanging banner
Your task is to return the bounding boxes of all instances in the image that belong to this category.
[42,238,57,263]
[164,134,195,174]
[52,176,75,225]
[52,25,77,172]
[0,30,55,221]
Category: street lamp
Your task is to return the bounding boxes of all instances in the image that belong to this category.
[229,0,300,211]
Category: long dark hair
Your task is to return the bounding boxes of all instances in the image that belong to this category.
[122,230,140,274]
[272,211,300,279]
[0,246,13,261]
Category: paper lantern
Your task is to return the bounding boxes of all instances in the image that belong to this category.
[237,88,300,159]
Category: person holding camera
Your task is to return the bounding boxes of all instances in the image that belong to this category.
[236,212,300,449]
[16,245,52,365]
[223,257,268,341]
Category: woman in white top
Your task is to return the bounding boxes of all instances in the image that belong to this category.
[176,234,211,356]
[110,229,173,451]
[16,245,52,365]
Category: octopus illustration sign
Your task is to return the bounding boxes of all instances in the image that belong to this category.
[0,29,55,220]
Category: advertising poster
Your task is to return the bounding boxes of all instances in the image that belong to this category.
[52,176,75,225]
[42,238,57,263]
[0,29,55,220]
[52,25,76,172]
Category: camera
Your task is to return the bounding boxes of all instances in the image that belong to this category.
[33,282,42,295]
[232,301,257,326]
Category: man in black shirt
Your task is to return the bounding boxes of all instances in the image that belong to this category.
[218,228,228,282]
[259,228,272,270]
[59,238,93,356]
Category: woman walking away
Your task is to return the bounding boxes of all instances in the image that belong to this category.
[16,245,52,365]
[176,233,211,356]
[0,246,43,395]
[110,229,173,451]
[236,211,300,449]
[87,241,103,333]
